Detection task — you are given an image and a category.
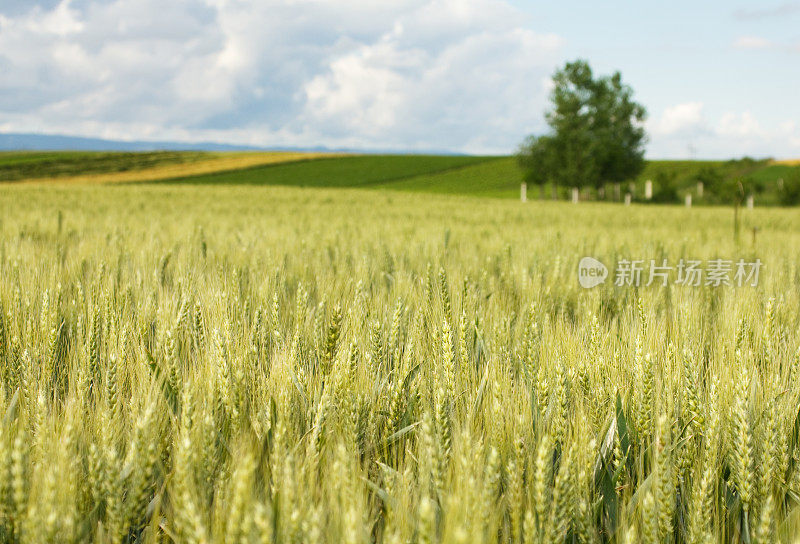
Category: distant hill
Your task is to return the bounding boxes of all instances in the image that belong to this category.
[0,132,267,152]
[0,132,462,155]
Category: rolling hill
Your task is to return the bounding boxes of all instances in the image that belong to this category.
[2,150,799,204]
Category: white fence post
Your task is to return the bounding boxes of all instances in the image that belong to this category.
[520,182,527,203]
[685,194,692,208]
[645,180,653,200]
[624,193,631,206]
[571,187,579,204]
[746,194,754,209]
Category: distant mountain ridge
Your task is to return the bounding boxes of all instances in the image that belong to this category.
[0,132,462,155]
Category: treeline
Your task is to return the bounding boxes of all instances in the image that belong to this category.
[516,156,800,206]
[517,59,800,207]
[640,159,800,206]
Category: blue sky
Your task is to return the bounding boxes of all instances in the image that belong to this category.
[510,1,800,158]
[1,0,798,158]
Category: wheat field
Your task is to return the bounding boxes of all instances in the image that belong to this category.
[1,182,800,543]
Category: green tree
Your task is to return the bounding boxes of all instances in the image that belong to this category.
[696,166,727,203]
[699,167,763,205]
[652,170,680,203]
[778,170,800,206]
[518,60,647,198]
[516,134,555,199]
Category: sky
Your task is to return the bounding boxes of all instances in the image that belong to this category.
[0,0,798,158]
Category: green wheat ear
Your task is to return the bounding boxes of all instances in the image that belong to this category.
[0,180,797,543]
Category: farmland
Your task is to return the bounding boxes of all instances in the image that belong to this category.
[1,175,800,543]
[3,151,799,205]
[0,151,210,181]
[155,154,494,189]
[0,151,342,185]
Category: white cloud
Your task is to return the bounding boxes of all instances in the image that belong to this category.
[1,1,794,158]
[717,111,764,138]
[647,103,800,159]
[649,102,706,136]
[733,36,774,49]
[0,0,564,153]
[303,20,562,152]
[23,0,83,36]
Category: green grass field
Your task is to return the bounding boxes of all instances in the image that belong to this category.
[636,159,761,182]
[146,154,800,204]
[375,157,523,197]
[1,179,800,543]
[155,154,495,188]
[3,151,799,206]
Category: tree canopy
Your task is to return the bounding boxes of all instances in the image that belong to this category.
[518,60,647,195]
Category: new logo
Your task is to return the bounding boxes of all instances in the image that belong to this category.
[578,257,608,288]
